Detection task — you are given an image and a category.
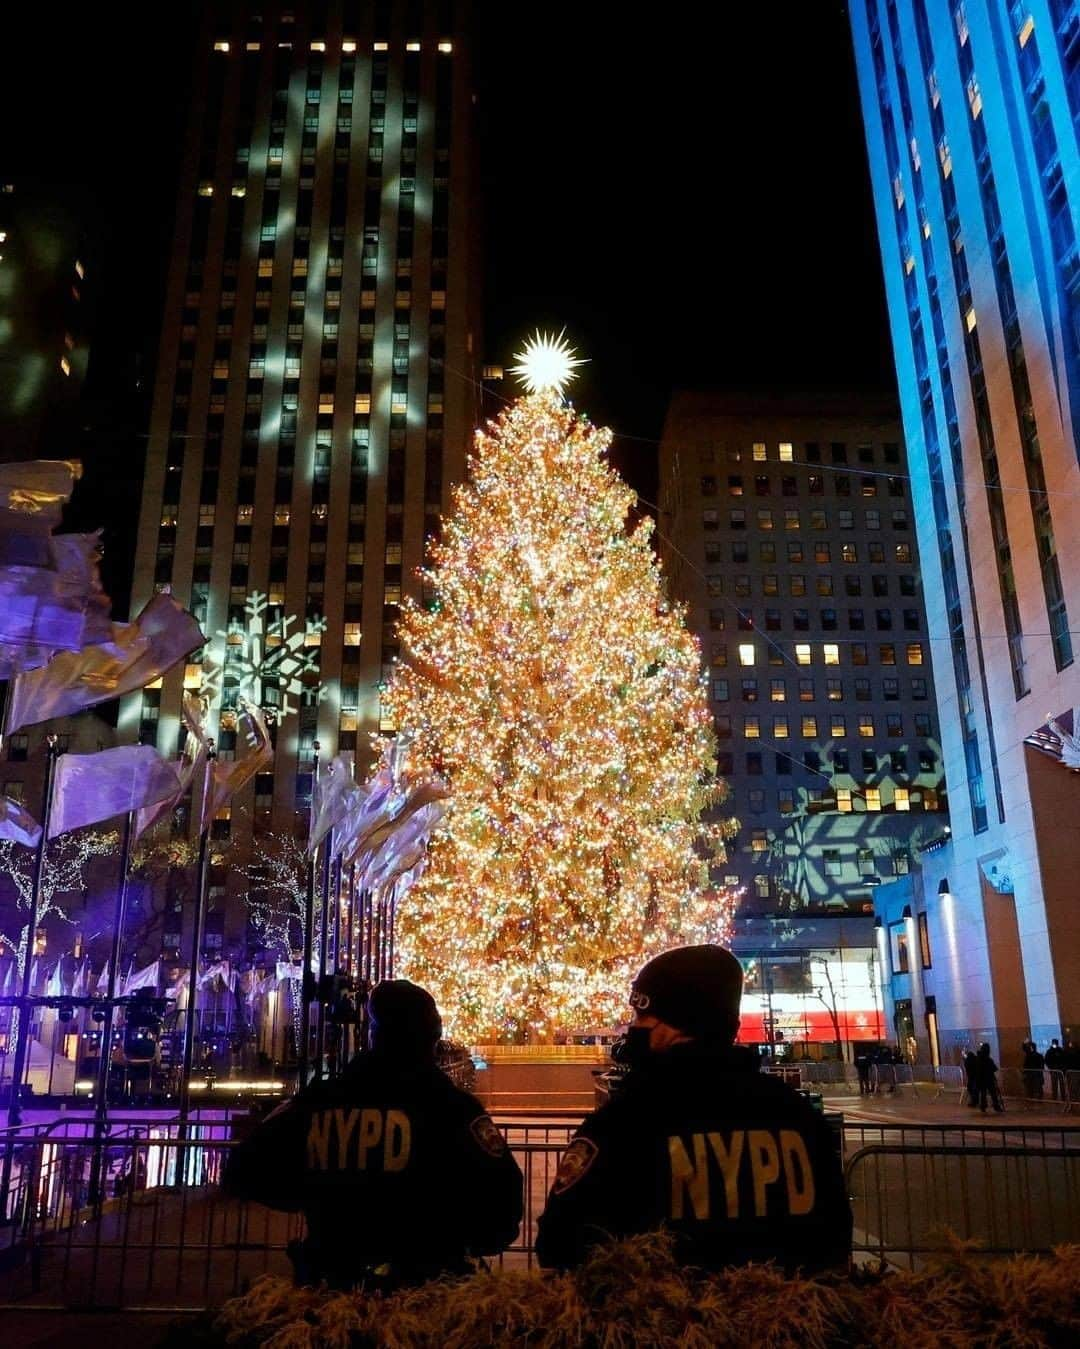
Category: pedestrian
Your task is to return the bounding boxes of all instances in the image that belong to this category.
[222,979,523,1288]
[1045,1039,1066,1102]
[974,1042,1004,1113]
[963,1049,979,1107]
[535,945,852,1273]
[855,1048,872,1096]
[1022,1042,1045,1100]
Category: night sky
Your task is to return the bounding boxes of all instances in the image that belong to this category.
[2,1,895,593]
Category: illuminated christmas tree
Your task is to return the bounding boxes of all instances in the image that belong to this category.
[384,335,735,1041]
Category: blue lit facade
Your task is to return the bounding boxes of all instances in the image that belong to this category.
[852,0,1080,1063]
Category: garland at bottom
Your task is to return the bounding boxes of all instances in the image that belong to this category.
[194,1232,1080,1348]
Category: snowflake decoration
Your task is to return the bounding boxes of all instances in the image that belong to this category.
[202,591,328,722]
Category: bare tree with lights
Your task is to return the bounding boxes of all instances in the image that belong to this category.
[0,830,119,976]
[383,334,736,1042]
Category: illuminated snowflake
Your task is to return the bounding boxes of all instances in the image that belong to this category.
[202,591,328,721]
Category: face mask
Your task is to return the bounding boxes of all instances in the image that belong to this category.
[617,1025,655,1070]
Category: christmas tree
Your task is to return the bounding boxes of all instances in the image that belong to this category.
[384,335,735,1041]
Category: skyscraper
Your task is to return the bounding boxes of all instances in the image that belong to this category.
[124,2,479,957]
[851,0,1080,1057]
[659,395,945,919]
[0,179,96,463]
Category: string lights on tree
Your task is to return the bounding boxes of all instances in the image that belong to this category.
[383,334,736,1042]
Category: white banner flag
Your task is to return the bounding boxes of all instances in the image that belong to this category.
[0,794,42,848]
[49,745,182,838]
[7,592,204,733]
[307,753,355,854]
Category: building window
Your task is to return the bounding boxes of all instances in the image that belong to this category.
[748,789,765,813]
[894,787,911,812]
[865,787,881,812]
[742,679,758,702]
[773,716,789,738]
[837,788,853,813]
[823,644,840,665]
[918,912,932,968]
[891,925,910,975]
[744,716,760,738]
[907,643,924,664]
[746,751,763,775]
[795,644,812,666]
[887,714,903,737]
[752,442,767,461]
[738,643,755,666]
[858,716,874,738]
[770,679,786,702]
[778,788,795,813]
[751,828,768,853]
[824,849,842,878]
[754,874,771,898]
[779,441,793,462]
[801,715,818,737]
[831,715,846,737]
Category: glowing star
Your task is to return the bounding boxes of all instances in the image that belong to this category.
[508,329,587,397]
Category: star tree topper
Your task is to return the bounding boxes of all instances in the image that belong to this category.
[508,329,588,398]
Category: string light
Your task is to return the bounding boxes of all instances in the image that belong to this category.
[385,387,736,1042]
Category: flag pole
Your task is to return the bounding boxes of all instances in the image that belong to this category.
[6,736,59,1128]
[314,830,333,1081]
[298,742,319,1090]
[179,738,216,1125]
[88,809,135,1203]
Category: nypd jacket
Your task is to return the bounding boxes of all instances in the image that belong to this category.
[535,1044,852,1273]
[223,1050,523,1284]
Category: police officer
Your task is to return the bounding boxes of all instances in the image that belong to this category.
[223,979,523,1287]
[536,945,852,1273]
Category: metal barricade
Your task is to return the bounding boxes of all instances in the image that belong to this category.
[2,1116,1080,1309]
[847,1141,1080,1269]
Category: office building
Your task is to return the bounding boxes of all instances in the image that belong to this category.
[659,395,945,918]
[852,0,1080,1061]
[0,180,95,462]
[124,2,480,957]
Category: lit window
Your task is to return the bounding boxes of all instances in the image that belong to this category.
[777,442,793,462]
[197,181,214,197]
[344,622,362,647]
[311,40,326,51]
[752,442,767,461]
[340,707,358,731]
[773,716,789,738]
[213,40,230,52]
[355,394,371,414]
[374,41,389,52]
[274,506,291,526]
[406,40,421,50]
[231,183,246,197]
[391,396,408,415]
[438,40,453,52]
[895,787,910,811]
[801,715,818,737]
[257,258,273,277]
[343,39,357,52]
[837,788,853,813]
[770,679,786,702]
[859,716,874,738]
[795,644,812,666]
[831,715,846,737]
[236,505,253,525]
[823,644,840,665]
[738,643,755,666]
[384,584,401,606]
[841,543,857,563]
[865,788,882,812]
[751,829,768,854]
[907,643,924,665]
[744,716,760,738]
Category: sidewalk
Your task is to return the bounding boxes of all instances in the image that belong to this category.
[823,1087,1079,1130]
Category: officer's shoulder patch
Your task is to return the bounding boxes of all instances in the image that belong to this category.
[552,1136,599,1195]
[469,1113,508,1157]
